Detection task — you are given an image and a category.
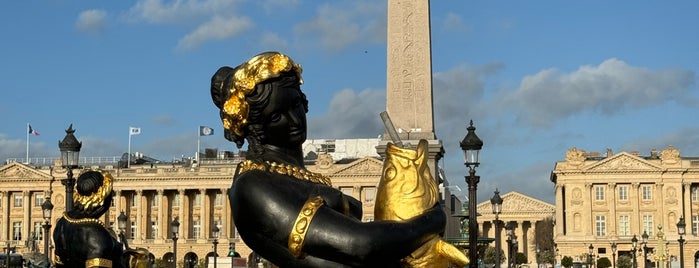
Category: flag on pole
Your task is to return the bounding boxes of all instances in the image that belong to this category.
[199,126,214,136]
[129,127,141,135]
[28,125,40,136]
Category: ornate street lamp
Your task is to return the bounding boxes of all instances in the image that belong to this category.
[171,217,180,267]
[41,197,54,257]
[58,124,82,211]
[460,120,483,268]
[677,217,686,268]
[228,243,236,268]
[588,244,594,268]
[117,211,129,249]
[611,242,617,268]
[505,222,516,268]
[536,246,541,268]
[632,235,639,268]
[212,226,220,268]
[642,231,649,268]
[491,189,503,268]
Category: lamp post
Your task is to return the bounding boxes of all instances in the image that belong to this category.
[58,124,82,212]
[632,235,639,268]
[642,231,649,268]
[117,211,129,249]
[172,217,180,268]
[491,189,503,268]
[677,217,686,268]
[588,244,594,268]
[611,242,617,268]
[228,243,236,268]
[536,246,541,268]
[460,120,483,268]
[41,197,54,258]
[506,222,517,268]
[212,226,220,268]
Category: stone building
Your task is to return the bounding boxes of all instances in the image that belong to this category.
[551,145,699,268]
[476,191,556,267]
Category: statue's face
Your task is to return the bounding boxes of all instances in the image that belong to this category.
[260,80,307,148]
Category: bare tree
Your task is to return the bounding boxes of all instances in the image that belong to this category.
[534,217,555,265]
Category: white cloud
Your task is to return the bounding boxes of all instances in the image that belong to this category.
[76,9,107,34]
[126,0,241,24]
[308,88,386,139]
[442,12,467,32]
[500,58,695,127]
[176,16,253,50]
[294,1,386,51]
[257,32,289,52]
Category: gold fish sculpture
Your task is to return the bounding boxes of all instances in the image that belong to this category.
[375,139,470,267]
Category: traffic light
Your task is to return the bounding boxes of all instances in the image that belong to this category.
[228,243,236,257]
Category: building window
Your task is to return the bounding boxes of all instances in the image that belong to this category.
[194,193,202,205]
[364,216,374,222]
[14,194,23,207]
[363,187,376,203]
[34,193,44,207]
[152,194,159,207]
[692,215,699,235]
[642,185,652,200]
[173,194,181,207]
[618,215,630,236]
[13,222,22,240]
[320,141,336,153]
[193,220,201,239]
[595,185,605,200]
[130,221,137,239]
[692,186,699,202]
[618,186,628,201]
[213,219,222,236]
[151,221,158,239]
[595,215,606,236]
[131,195,138,207]
[340,187,353,197]
[642,215,654,236]
[215,193,223,206]
[34,222,43,240]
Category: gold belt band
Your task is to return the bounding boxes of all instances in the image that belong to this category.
[288,196,324,258]
[86,257,113,267]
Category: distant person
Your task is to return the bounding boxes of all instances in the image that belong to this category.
[210,51,446,267]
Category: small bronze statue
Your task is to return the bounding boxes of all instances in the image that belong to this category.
[53,170,124,268]
[211,51,447,267]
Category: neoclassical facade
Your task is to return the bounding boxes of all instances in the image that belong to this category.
[476,191,556,266]
[551,146,699,267]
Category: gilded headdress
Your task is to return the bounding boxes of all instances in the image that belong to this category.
[74,169,114,210]
[217,51,303,137]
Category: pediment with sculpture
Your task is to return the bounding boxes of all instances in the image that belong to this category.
[331,157,384,176]
[583,152,662,172]
[0,162,53,181]
[477,191,555,215]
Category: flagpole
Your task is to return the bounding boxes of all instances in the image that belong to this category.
[197,126,201,163]
[128,129,132,168]
[26,123,30,164]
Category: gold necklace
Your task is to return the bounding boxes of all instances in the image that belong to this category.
[237,160,332,186]
[63,212,104,226]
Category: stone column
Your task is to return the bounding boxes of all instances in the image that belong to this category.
[23,191,30,241]
[179,189,187,239]
[1,191,6,241]
[682,183,691,220]
[632,183,641,232]
[608,183,617,236]
[135,190,143,241]
[157,189,164,240]
[200,189,207,239]
[554,184,564,237]
[219,188,227,238]
[585,183,593,236]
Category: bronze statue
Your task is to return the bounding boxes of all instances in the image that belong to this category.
[211,51,447,267]
[53,170,124,268]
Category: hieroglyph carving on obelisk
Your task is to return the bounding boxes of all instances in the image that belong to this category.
[386,0,435,141]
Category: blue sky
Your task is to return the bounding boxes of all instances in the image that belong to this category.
[1,1,698,204]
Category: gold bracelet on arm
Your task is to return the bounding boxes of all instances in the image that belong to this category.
[288,196,325,258]
[85,257,113,267]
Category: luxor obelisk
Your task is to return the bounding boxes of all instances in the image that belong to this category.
[377,0,444,182]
